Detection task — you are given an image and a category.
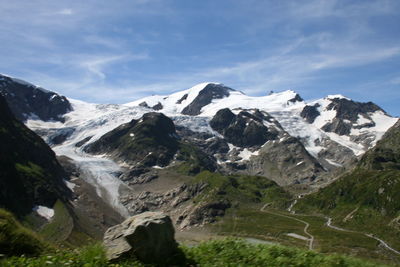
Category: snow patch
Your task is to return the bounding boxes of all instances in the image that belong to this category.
[325,158,343,167]
[64,179,76,191]
[238,148,259,161]
[286,233,309,241]
[153,165,164,169]
[33,206,54,220]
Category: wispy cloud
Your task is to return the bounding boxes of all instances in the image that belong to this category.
[0,0,399,114]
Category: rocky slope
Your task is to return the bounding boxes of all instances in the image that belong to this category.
[0,74,71,122]
[0,94,71,217]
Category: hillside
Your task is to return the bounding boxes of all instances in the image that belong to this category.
[295,119,400,252]
[0,94,71,217]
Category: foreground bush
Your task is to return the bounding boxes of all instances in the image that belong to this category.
[1,239,388,267]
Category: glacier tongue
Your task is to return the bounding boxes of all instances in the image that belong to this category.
[27,99,151,218]
[54,145,131,218]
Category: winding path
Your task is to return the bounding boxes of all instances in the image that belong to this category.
[261,204,314,250]
[261,202,400,255]
[326,217,400,255]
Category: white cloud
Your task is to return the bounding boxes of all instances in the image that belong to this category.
[57,8,73,15]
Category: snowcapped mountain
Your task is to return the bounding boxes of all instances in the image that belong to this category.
[124,82,397,167]
[1,75,398,220]
[0,74,71,122]
[20,81,397,175]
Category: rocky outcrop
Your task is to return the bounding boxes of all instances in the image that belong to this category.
[152,102,163,110]
[103,212,178,263]
[85,112,179,168]
[181,83,233,115]
[246,136,325,186]
[321,119,352,136]
[178,200,231,228]
[359,119,400,170]
[327,98,382,122]
[288,93,304,103]
[300,104,320,123]
[0,74,71,122]
[176,93,188,104]
[120,182,207,214]
[320,98,383,136]
[210,108,280,148]
[35,127,75,146]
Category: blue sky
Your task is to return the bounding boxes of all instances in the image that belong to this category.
[1,0,399,115]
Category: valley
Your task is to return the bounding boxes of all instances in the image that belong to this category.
[1,74,400,265]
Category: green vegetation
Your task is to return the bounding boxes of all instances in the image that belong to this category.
[183,239,384,267]
[15,162,45,178]
[175,143,216,175]
[296,169,400,216]
[1,243,109,267]
[190,171,291,208]
[292,121,400,256]
[209,207,395,263]
[1,239,388,267]
[39,200,74,244]
[295,168,400,251]
[0,209,47,257]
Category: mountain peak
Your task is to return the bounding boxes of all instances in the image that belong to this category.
[326,94,350,100]
[0,74,72,122]
[181,83,235,115]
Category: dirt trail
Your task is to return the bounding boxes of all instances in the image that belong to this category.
[261,204,314,250]
[261,202,400,255]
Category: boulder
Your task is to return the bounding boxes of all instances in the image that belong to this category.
[103,212,178,263]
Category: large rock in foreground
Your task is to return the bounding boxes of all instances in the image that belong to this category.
[103,212,178,263]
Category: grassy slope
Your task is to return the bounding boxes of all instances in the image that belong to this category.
[0,209,48,257]
[295,169,400,250]
[294,121,400,253]
[189,171,291,209]
[167,168,398,264]
[1,239,389,267]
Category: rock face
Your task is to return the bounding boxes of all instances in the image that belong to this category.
[85,112,179,167]
[0,74,71,122]
[181,83,233,115]
[247,136,325,186]
[210,108,280,147]
[300,104,320,123]
[310,97,384,136]
[103,212,178,263]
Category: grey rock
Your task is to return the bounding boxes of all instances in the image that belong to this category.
[246,136,325,186]
[75,136,93,147]
[288,93,304,103]
[210,108,280,148]
[300,104,320,123]
[152,102,163,110]
[179,200,231,228]
[103,212,178,263]
[176,93,188,104]
[181,83,233,115]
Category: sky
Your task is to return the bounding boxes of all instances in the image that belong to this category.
[0,0,399,116]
